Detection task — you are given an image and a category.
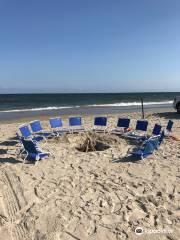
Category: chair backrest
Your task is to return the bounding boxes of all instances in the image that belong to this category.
[152,124,162,136]
[166,120,173,132]
[69,117,82,126]
[16,132,21,139]
[30,120,43,133]
[117,118,130,128]
[144,141,155,154]
[49,117,63,129]
[22,138,38,154]
[136,120,148,131]
[159,130,165,145]
[16,132,22,141]
[94,117,107,126]
[149,138,159,149]
[19,125,32,138]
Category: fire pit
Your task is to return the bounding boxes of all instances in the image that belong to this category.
[76,132,111,152]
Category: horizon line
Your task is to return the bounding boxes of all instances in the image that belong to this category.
[0,91,180,95]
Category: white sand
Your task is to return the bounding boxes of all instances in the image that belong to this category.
[0,111,180,240]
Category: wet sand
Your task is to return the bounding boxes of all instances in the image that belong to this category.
[0,104,172,123]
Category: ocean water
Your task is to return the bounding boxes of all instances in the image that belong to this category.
[0,92,177,112]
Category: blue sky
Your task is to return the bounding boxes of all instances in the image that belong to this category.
[0,0,179,93]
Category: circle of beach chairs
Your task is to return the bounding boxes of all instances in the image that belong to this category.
[17,117,173,162]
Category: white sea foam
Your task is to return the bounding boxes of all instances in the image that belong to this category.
[0,101,173,113]
[88,101,173,107]
[0,106,80,113]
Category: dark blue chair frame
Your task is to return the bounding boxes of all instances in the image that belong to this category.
[93,117,108,133]
[69,117,85,133]
[49,117,63,129]
[19,125,44,142]
[166,120,173,132]
[30,120,52,138]
[135,120,148,132]
[152,124,162,136]
[49,117,69,135]
[117,118,130,128]
[21,138,50,163]
[30,120,43,133]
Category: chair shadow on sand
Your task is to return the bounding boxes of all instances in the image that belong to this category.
[0,140,19,147]
[153,111,180,120]
[0,149,7,155]
[0,157,22,164]
[112,155,141,163]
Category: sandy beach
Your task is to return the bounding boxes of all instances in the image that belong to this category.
[0,110,180,240]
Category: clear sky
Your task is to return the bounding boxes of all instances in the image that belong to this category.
[0,0,179,93]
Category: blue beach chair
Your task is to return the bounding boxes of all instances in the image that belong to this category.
[16,133,39,156]
[130,139,156,160]
[19,125,44,142]
[30,120,52,138]
[69,117,85,133]
[152,124,162,136]
[136,123,162,142]
[19,125,32,138]
[165,120,174,136]
[142,130,165,150]
[49,117,69,136]
[136,120,148,132]
[158,130,165,146]
[111,118,130,135]
[21,138,50,163]
[16,133,25,156]
[129,130,165,160]
[124,120,148,140]
[93,117,108,133]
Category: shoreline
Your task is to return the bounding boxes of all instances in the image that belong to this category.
[0,104,174,124]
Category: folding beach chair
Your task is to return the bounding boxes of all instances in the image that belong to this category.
[137,123,162,142]
[158,130,165,146]
[69,117,85,133]
[128,129,165,160]
[93,117,108,133]
[49,117,69,136]
[16,133,25,156]
[19,125,44,142]
[165,120,174,136]
[124,120,148,140]
[19,125,32,138]
[30,120,52,138]
[111,118,130,135]
[16,133,40,156]
[130,139,156,160]
[21,138,50,163]
[143,130,165,149]
[152,124,162,136]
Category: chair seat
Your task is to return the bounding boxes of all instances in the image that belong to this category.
[43,132,52,137]
[111,129,124,135]
[71,128,85,133]
[132,150,152,158]
[124,131,146,140]
[37,132,53,137]
[92,129,107,133]
[32,136,44,142]
[54,129,70,134]
[28,152,49,160]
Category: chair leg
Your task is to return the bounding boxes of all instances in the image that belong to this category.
[23,153,28,164]
[42,136,48,144]
[50,150,55,158]
[44,148,55,158]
